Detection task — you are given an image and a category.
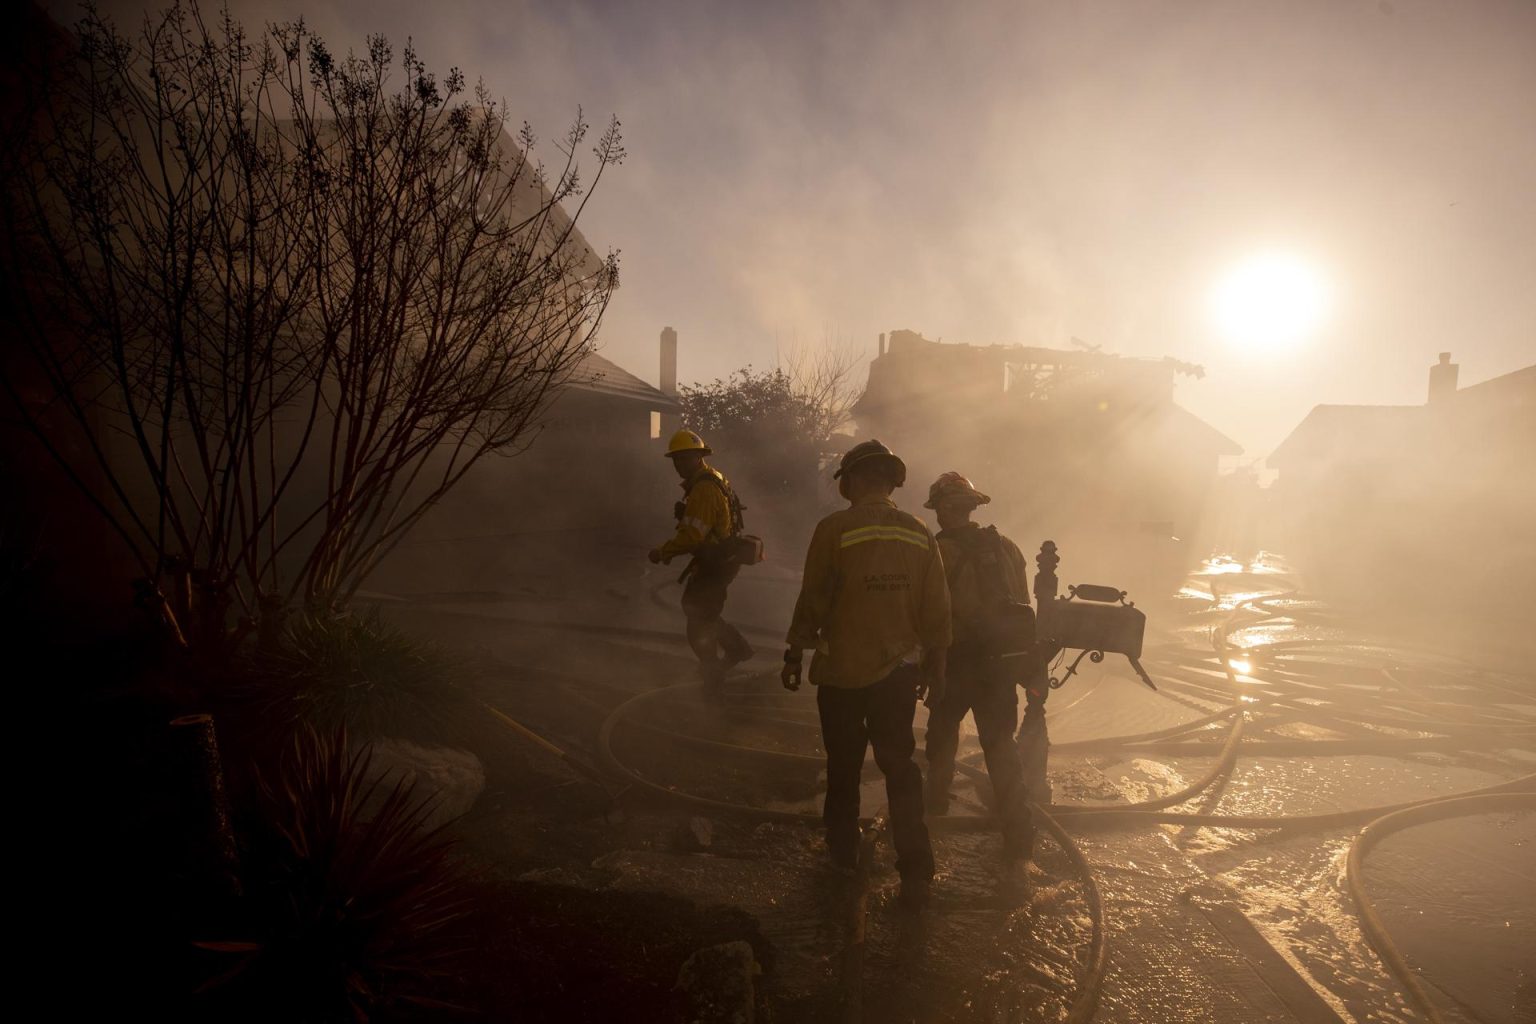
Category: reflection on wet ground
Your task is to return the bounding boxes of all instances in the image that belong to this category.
[415,552,1535,1022]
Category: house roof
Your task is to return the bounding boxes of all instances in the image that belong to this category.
[1268,404,1425,467]
[565,350,680,412]
[486,119,607,282]
[1269,363,1534,468]
[1452,364,1535,405]
[1160,403,1244,456]
[263,114,607,284]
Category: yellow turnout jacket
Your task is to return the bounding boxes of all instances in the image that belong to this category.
[786,495,952,688]
[658,466,734,561]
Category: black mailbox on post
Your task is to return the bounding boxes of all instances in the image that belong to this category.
[1041,584,1145,660]
[1034,583,1156,690]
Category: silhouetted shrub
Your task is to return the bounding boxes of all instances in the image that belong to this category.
[238,607,476,747]
[4,3,622,654]
[199,725,476,1021]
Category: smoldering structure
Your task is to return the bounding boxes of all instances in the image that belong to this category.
[6,1,1533,1021]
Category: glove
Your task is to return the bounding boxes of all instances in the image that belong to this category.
[781,653,803,692]
[917,667,946,709]
[917,649,948,709]
[647,548,664,564]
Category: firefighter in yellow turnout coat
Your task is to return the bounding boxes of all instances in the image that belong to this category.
[650,430,753,687]
[923,471,1035,894]
[782,440,951,911]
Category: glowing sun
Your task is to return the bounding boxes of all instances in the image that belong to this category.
[1208,253,1330,352]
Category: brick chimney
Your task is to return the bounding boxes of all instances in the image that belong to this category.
[660,326,678,396]
[1428,351,1458,405]
[658,327,680,438]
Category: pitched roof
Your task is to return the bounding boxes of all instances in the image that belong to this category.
[1269,363,1534,468]
[1452,364,1535,405]
[1160,403,1244,456]
[565,350,680,411]
[1268,404,1426,466]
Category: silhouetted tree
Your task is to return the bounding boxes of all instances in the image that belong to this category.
[680,337,864,451]
[1,2,622,655]
[779,335,865,444]
[680,368,815,442]
[679,345,865,534]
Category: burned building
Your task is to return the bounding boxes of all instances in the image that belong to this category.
[853,330,1240,598]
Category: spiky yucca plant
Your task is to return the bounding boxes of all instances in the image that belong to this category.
[244,608,473,746]
[200,725,475,1021]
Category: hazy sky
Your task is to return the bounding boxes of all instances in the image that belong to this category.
[69,0,1536,454]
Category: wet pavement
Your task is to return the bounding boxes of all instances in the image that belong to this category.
[386,551,1535,1022]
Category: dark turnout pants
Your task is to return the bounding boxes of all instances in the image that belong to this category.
[925,650,1033,860]
[680,560,751,675]
[816,664,934,881]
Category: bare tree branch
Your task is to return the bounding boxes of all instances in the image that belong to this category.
[1,1,622,656]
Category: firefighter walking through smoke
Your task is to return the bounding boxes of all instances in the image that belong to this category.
[781,440,950,913]
[650,430,754,690]
[923,472,1037,898]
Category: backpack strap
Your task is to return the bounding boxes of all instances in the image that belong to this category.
[975,526,1015,605]
[691,472,745,537]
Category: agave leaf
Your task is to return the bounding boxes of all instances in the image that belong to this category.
[192,940,263,953]
[395,993,474,1011]
[233,612,486,990]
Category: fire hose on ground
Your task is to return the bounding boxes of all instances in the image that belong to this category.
[1345,791,1536,1024]
[460,581,1534,1023]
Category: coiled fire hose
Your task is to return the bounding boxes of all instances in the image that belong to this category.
[459,577,1534,1023]
[1345,791,1536,1024]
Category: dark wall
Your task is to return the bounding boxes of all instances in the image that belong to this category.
[367,392,677,596]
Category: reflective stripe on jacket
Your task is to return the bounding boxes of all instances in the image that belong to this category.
[786,495,952,688]
[658,467,734,560]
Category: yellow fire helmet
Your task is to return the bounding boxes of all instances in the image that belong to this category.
[923,471,991,509]
[664,429,712,458]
